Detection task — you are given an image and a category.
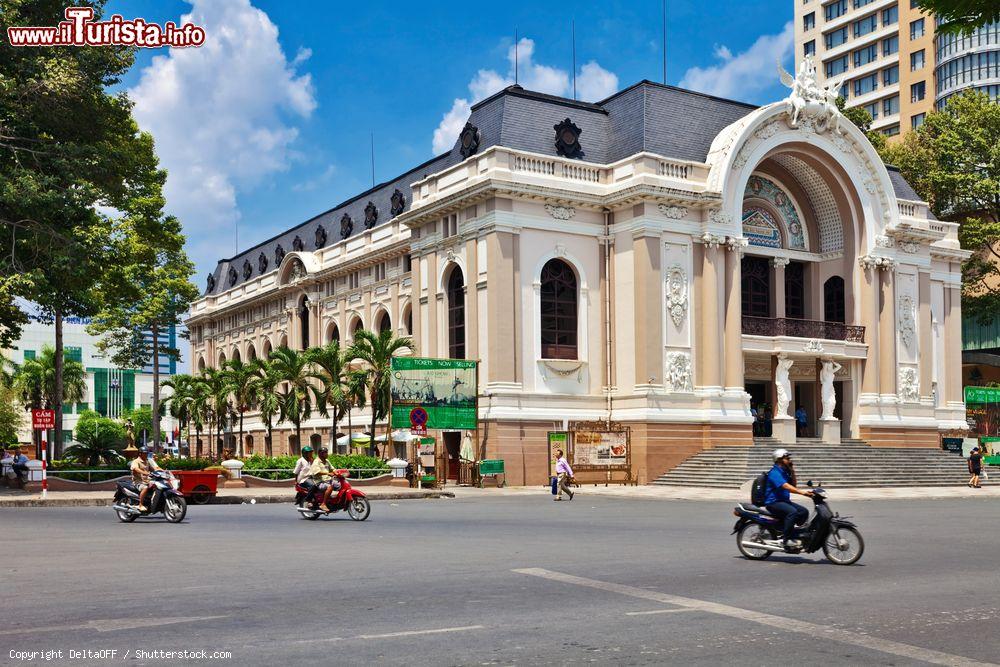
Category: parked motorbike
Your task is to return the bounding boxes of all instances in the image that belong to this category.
[113,469,188,523]
[294,469,370,521]
[732,482,864,565]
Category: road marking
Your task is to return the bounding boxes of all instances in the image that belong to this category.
[626,608,698,616]
[0,616,228,636]
[513,568,995,667]
[357,625,484,640]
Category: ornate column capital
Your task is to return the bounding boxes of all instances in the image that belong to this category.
[858,255,896,271]
[725,236,749,254]
[699,232,725,249]
[771,256,790,268]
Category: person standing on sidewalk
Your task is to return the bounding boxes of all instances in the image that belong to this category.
[554,449,574,501]
[968,447,983,488]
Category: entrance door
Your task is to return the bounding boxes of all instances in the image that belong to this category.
[746,382,768,437]
[443,431,462,481]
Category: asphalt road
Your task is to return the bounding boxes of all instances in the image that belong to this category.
[4,494,1000,666]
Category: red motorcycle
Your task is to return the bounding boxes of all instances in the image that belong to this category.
[294,469,371,521]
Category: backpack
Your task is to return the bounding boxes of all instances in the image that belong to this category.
[750,470,770,506]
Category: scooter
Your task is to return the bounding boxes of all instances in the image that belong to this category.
[113,469,188,523]
[732,482,864,565]
[294,469,371,521]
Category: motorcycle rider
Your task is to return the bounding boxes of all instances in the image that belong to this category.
[308,446,340,513]
[130,447,161,512]
[293,445,315,504]
[764,448,813,549]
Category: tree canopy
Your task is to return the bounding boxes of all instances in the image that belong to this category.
[913,1,1000,34]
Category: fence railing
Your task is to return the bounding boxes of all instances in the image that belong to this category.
[742,316,866,343]
[48,469,130,484]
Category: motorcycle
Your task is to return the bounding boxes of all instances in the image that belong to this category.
[732,482,864,565]
[112,469,188,523]
[294,469,370,521]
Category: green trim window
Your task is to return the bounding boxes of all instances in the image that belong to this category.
[66,346,82,363]
[23,350,35,360]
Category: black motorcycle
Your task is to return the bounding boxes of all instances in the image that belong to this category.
[113,469,188,523]
[732,483,864,565]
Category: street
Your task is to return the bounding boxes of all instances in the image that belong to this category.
[4,494,1000,666]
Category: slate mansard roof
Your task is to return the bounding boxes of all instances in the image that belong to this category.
[203,80,921,296]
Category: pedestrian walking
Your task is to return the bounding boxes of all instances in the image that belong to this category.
[554,449,574,501]
[795,405,807,438]
[968,446,983,488]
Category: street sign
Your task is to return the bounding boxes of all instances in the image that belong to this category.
[31,409,55,430]
[409,407,429,435]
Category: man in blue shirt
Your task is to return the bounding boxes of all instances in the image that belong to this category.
[764,448,813,549]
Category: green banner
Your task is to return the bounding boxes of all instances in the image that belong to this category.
[478,459,504,475]
[390,357,478,430]
[965,386,1000,404]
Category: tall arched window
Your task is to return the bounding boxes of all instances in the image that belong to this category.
[298,295,310,349]
[402,304,413,336]
[376,310,392,335]
[540,259,578,359]
[785,261,805,319]
[741,256,771,318]
[447,267,465,359]
[328,324,340,344]
[824,276,846,323]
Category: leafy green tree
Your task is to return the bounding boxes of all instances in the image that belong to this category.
[1,0,169,447]
[880,91,1000,322]
[221,358,263,457]
[913,1,999,34]
[11,345,85,456]
[0,385,24,446]
[268,347,322,453]
[66,410,126,466]
[349,330,412,457]
[122,406,165,447]
[307,342,355,451]
[162,374,195,455]
[836,97,887,152]
[194,368,230,457]
[250,362,283,457]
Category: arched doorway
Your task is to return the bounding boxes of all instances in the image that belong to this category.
[375,309,392,335]
[446,266,465,358]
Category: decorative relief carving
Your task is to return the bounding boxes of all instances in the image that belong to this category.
[390,189,406,216]
[725,236,749,254]
[554,244,567,258]
[778,55,844,135]
[227,266,238,287]
[708,209,732,226]
[258,252,269,274]
[754,121,781,141]
[664,265,688,329]
[875,235,894,248]
[458,121,481,158]
[363,201,378,229]
[545,204,575,220]
[274,244,285,265]
[771,256,791,268]
[898,294,916,349]
[242,260,252,280]
[666,352,693,392]
[898,367,919,402]
[804,339,824,353]
[314,225,327,249]
[339,214,353,239]
[553,118,583,158]
[658,204,687,219]
[700,232,725,248]
[292,236,304,252]
[899,241,919,254]
[539,359,585,383]
[206,273,216,292]
[858,255,896,271]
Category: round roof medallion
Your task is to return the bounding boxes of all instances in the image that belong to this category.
[458,121,481,158]
[553,118,583,158]
[292,235,304,252]
[315,224,327,248]
[340,213,354,239]
[227,266,238,286]
[206,273,216,292]
[390,189,406,217]
[364,201,378,229]
[274,244,285,265]
[242,259,252,280]
[258,252,269,274]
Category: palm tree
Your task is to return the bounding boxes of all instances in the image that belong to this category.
[307,342,353,451]
[197,367,230,457]
[221,358,262,457]
[12,345,86,457]
[268,347,322,454]
[188,379,209,458]
[162,374,194,456]
[348,329,412,457]
[63,415,126,466]
[251,360,282,457]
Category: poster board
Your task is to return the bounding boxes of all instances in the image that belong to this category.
[567,421,633,485]
[390,357,478,430]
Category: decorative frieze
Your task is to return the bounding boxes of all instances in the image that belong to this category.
[898,367,919,402]
[897,294,916,350]
[725,236,749,254]
[699,232,725,248]
[544,204,575,220]
[708,209,732,226]
[657,204,687,219]
[858,255,896,271]
[666,352,693,392]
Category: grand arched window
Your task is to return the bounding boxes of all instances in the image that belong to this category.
[824,276,846,323]
[785,261,805,319]
[298,295,310,349]
[741,256,771,318]
[447,267,465,359]
[540,259,578,359]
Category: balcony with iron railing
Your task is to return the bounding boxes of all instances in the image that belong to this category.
[742,316,866,343]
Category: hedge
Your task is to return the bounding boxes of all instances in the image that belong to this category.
[241,454,388,480]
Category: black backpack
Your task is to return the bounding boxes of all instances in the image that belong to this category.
[750,470,770,506]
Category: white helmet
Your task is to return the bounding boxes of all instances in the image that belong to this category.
[773,448,790,461]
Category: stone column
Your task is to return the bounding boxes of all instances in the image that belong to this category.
[634,233,663,386]
[465,237,479,360]
[918,271,932,398]
[877,260,897,397]
[772,257,788,319]
[411,253,423,353]
[486,232,518,384]
[426,252,439,357]
[945,284,964,404]
[699,234,723,389]
[857,257,879,397]
[724,237,747,391]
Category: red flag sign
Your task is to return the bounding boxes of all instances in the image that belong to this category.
[32,409,56,430]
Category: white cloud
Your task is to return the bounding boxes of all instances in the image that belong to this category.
[432,37,619,154]
[679,22,794,100]
[292,164,337,192]
[129,0,316,275]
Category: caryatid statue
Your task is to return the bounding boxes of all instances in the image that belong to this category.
[820,359,843,420]
[775,356,794,418]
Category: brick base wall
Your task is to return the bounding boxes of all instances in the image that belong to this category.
[860,427,940,448]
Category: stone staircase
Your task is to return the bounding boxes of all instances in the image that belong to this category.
[652,439,982,489]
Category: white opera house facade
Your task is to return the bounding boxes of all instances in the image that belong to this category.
[187,66,968,485]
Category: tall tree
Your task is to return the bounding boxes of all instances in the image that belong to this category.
[1,0,167,448]
[251,361,283,457]
[196,368,230,457]
[11,345,85,456]
[268,347,321,453]
[349,330,412,457]
[162,374,194,456]
[880,91,1000,322]
[307,342,353,451]
[913,1,1000,34]
[221,358,262,457]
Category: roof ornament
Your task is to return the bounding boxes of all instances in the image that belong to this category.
[553,118,583,158]
[274,244,285,265]
[458,122,481,158]
[227,266,238,287]
[315,224,327,248]
[206,273,216,292]
[340,213,353,239]
[390,189,406,217]
[777,55,844,135]
[242,259,252,280]
[258,252,269,274]
[292,235,304,252]
[364,201,379,229]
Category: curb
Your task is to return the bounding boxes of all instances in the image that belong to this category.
[0,491,455,508]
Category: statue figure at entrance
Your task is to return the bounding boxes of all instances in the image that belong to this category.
[820,359,843,420]
[775,355,794,418]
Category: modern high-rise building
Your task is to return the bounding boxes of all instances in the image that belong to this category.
[934,22,1000,110]
[141,325,178,376]
[795,0,936,138]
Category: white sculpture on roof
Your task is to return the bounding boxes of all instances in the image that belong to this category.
[778,56,844,135]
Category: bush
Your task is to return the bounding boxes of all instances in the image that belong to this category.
[241,454,388,480]
[155,456,215,471]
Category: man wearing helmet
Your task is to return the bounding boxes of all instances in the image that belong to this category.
[764,449,813,549]
[293,445,315,505]
[308,447,340,513]
[130,447,161,513]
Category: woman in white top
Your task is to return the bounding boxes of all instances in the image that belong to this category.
[293,446,315,483]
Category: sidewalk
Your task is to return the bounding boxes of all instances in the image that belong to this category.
[0,486,453,508]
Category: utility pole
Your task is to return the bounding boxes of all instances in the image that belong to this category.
[662,0,667,84]
[572,20,577,100]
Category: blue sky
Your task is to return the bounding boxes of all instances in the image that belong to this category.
[107,0,793,281]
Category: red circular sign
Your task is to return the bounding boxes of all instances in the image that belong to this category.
[409,407,429,428]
